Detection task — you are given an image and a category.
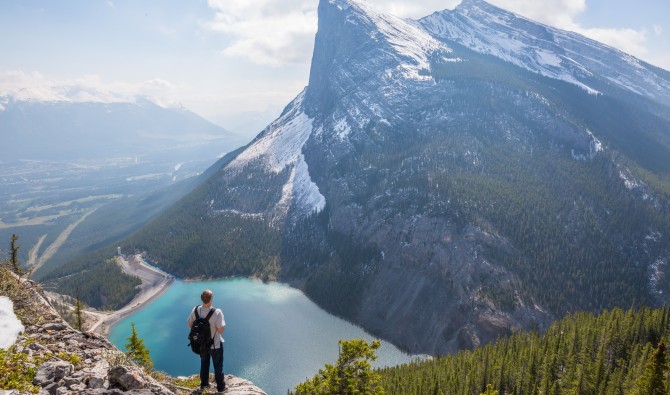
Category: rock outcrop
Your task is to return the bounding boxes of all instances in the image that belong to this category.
[1,271,266,395]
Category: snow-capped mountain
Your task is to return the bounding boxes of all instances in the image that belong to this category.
[421,0,670,101]
[121,0,670,355]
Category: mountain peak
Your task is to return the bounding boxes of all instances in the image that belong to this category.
[306,0,447,113]
[421,1,670,101]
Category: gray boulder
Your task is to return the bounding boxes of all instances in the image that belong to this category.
[33,361,74,386]
[108,366,146,391]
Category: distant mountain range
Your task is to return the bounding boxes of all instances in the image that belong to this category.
[53,0,670,355]
[0,81,243,279]
[0,97,239,162]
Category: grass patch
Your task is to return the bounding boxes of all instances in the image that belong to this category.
[0,347,41,393]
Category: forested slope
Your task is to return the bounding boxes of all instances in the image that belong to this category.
[379,306,670,394]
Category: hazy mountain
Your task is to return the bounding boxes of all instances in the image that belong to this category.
[79,0,670,354]
[0,97,239,162]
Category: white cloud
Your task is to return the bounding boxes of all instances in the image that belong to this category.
[575,26,648,56]
[205,0,317,66]
[0,71,181,107]
[0,297,24,350]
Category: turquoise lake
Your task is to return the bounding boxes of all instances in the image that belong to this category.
[108,278,417,395]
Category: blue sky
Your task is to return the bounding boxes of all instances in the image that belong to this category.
[1,0,669,139]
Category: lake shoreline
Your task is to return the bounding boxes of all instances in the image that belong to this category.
[87,254,175,336]
[93,257,275,336]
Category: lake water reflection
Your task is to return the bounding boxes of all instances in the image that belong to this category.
[108,278,417,395]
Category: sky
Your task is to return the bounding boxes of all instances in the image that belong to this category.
[1,0,669,140]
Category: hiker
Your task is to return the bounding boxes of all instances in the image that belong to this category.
[187,289,226,392]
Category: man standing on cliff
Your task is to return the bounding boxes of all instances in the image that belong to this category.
[187,289,226,393]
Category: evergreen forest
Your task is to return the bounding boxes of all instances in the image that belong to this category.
[377,306,670,394]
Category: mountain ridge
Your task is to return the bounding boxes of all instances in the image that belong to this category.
[421,0,670,102]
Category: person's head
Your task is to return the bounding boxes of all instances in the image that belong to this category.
[201,289,213,304]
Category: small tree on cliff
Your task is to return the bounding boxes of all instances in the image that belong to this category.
[294,339,384,395]
[10,234,22,276]
[75,286,83,331]
[125,323,152,368]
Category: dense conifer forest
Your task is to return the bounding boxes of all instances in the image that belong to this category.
[377,306,670,394]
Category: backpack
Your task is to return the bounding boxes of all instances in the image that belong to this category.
[187,305,215,356]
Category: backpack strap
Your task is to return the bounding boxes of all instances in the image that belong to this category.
[194,305,201,320]
[204,307,217,348]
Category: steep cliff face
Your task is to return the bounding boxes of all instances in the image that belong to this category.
[126,0,670,355]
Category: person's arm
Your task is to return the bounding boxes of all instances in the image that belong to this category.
[217,310,225,334]
[187,308,195,328]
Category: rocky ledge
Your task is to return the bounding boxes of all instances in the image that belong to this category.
[1,271,266,395]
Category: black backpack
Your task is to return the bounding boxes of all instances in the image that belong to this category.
[187,305,215,356]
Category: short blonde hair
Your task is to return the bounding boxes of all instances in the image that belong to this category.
[201,289,213,304]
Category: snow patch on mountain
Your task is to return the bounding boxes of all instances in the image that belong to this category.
[230,90,326,214]
[334,117,352,139]
[573,129,604,161]
[618,166,645,191]
[0,297,23,349]
[421,9,599,95]
[278,153,326,215]
[587,129,603,155]
[232,92,313,173]
[649,258,668,296]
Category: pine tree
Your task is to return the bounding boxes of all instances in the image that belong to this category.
[10,234,22,276]
[75,286,83,331]
[124,323,152,368]
[481,384,499,395]
[637,341,668,395]
[294,339,384,395]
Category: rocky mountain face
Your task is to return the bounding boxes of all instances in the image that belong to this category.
[126,0,670,355]
[1,269,266,395]
[420,0,670,104]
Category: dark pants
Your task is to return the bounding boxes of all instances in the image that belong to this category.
[200,346,225,391]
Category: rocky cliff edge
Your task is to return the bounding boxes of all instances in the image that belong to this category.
[0,268,266,395]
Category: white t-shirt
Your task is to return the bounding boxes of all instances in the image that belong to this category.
[187,305,225,349]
